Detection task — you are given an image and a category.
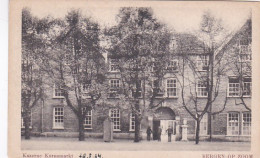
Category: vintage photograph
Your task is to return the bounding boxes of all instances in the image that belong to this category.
[19,2,253,152]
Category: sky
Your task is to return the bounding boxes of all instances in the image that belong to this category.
[27,3,251,34]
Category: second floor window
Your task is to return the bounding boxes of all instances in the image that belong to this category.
[197,80,208,97]
[109,79,120,98]
[228,77,251,97]
[243,78,251,96]
[153,79,164,97]
[196,55,209,71]
[228,77,240,97]
[166,78,177,97]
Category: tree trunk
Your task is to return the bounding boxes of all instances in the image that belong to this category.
[134,113,141,142]
[78,116,85,141]
[195,119,200,144]
[208,49,214,141]
[24,106,31,140]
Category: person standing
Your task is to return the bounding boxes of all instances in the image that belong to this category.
[146,126,152,141]
[158,126,162,142]
[166,126,173,142]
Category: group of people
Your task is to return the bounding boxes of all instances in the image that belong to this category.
[146,126,174,142]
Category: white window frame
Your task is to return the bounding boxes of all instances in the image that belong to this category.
[242,112,251,136]
[53,107,64,129]
[109,109,120,131]
[228,77,240,97]
[166,78,178,98]
[167,59,178,71]
[53,84,64,98]
[21,108,32,129]
[228,77,251,97]
[242,78,252,97]
[196,55,209,71]
[82,108,92,129]
[227,112,239,136]
[109,58,120,72]
[129,110,141,131]
[197,79,208,97]
[109,79,120,98]
[239,45,252,63]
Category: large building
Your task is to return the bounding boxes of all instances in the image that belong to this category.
[22,19,251,142]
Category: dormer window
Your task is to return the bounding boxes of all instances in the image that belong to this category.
[167,59,178,71]
[53,84,64,98]
[109,58,120,72]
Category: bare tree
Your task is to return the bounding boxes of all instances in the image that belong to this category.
[224,18,252,111]
[105,7,172,142]
[175,31,228,144]
[50,10,108,141]
[21,8,53,139]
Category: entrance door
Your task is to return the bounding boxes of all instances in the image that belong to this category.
[160,120,175,142]
[153,120,160,140]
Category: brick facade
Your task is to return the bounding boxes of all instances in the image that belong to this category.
[22,19,251,142]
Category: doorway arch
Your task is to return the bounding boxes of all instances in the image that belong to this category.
[153,107,176,140]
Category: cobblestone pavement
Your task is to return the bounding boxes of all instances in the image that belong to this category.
[21,137,250,151]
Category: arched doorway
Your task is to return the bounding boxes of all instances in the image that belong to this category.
[153,107,176,141]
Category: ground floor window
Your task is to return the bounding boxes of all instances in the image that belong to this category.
[227,113,239,135]
[242,112,251,135]
[21,108,32,128]
[53,107,64,129]
[83,108,92,129]
[129,110,141,131]
[110,109,120,131]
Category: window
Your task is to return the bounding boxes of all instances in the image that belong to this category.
[196,55,209,71]
[166,78,177,97]
[197,80,208,97]
[21,108,32,128]
[132,80,142,98]
[228,78,240,97]
[243,78,251,96]
[242,112,251,135]
[200,114,208,135]
[83,108,92,129]
[53,84,64,98]
[240,53,252,63]
[227,113,239,135]
[129,110,141,131]
[130,112,136,131]
[110,109,120,131]
[153,79,164,97]
[167,60,178,71]
[53,107,64,129]
[82,80,92,98]
[228,77,251,97]
[109,59,119,72]
[109,79,120,98]
[72,65,80,74]
[239,39,251,63]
